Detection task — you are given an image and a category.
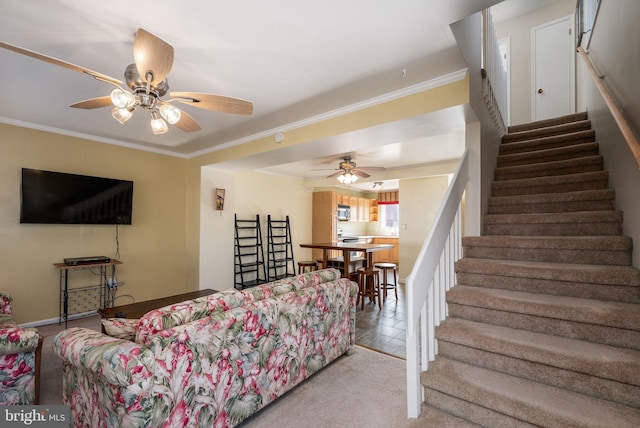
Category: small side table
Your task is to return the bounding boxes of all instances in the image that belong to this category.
[54,259,122,327]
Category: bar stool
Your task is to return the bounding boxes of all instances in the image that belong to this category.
[375,262,398,301]
[356,267,381,310]
[298,261,318,274]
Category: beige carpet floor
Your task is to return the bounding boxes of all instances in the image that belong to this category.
[37,315,467,427]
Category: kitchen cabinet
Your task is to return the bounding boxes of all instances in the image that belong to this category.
[312,192,337,261]
[342,196,371,222]
[359,198,370,222]
[372,237,399,264]
[337,194,372,220]
[369,200,378,222]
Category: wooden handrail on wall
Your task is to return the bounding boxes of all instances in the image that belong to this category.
[578,47,640,168]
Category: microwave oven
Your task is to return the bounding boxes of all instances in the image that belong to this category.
[337,204,350,221]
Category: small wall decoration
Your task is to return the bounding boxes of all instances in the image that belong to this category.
[215,188,225,211]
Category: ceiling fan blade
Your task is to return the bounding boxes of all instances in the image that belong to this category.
[358,166,385,171]
[69,96,113,109]
[353,170,371,178]
[170,92,254,115]
[173,109,202,133]
[326,171,345,179]
[0,41,122,86]
[133,28,174,84]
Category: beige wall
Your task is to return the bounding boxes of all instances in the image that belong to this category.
[0,123,189,324]
[199,169,312,290]
[576,0,640,267]
[398,175,451,279]
[495,0,576,125]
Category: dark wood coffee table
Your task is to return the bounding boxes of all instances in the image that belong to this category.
[98,289,218,320]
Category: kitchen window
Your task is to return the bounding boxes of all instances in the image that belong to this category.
[378,202,399,236]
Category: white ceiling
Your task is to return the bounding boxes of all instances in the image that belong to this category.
[1,0,547,190]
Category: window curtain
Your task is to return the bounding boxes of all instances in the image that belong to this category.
[377,191,399,204]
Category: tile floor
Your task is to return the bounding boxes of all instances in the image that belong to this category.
[354,270,406,359]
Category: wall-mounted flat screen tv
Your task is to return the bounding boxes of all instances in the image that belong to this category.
[20,168,133,224]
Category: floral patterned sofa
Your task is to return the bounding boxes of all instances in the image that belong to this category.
[0,291,43,405]
[53,268,357,427]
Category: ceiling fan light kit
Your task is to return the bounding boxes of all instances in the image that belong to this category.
[159,104,181,125]
[111,106,133,124]
[110,88,136,109]
[150,111,169,135]
[0,28,253,136]
[337,172,359,184]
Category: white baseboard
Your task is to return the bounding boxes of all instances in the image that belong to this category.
[19,310,97,328]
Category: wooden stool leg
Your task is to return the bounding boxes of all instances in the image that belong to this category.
[374,273,381,309]
[358,272,365,310]
[382,268,388,301]
[393,268,398,299]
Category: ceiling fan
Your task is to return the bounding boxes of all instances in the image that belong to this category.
[324,157,385,184]
[0,28,253,135]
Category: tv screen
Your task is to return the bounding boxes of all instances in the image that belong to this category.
[20,168,133,224]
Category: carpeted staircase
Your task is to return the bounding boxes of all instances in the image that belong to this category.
[421,112,640,427]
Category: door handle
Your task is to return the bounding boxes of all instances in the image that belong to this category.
[537,88,544,94]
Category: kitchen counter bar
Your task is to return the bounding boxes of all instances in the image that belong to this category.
[338,235,398,241]
[299,242,394,277]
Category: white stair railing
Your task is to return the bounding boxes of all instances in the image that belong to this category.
[406,149,469,418]
[482,8,508,135]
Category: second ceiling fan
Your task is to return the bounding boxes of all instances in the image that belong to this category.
[0,28,253,135]
[325,157,385,184]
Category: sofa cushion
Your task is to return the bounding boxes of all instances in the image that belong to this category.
[101,318,138,341]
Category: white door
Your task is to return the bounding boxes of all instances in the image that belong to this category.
[531,15,575,121]
[498,37,511,126]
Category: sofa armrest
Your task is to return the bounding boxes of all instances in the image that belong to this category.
[53,328,155,390]
[0,326,40,355]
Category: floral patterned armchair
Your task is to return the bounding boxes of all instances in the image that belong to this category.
[0,291,43,405]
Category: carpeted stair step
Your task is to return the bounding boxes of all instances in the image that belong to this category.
[419,404,481,427]
[424,387,538,428]
[455,258,640,302]
[507,112,589,134]
[497,141,599,168]
[494,154,603,181]
[499,129,596,156]
[483,210,622,236]
[491,170,608,197]
[446,286,640,350]
[502,119,592,143]
[488,188,616,214]
[462,235,632,265]
[435,318,640,409]
[422,357,640,427]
